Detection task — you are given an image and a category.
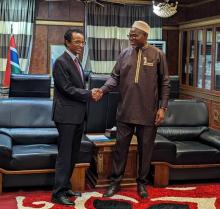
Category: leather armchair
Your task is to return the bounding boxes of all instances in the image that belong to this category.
[152,100,220,187]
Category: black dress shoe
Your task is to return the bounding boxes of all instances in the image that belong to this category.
[51,194,75,206]
[103,184,120,197]
[65,189,82,197]
[137,184,148,199]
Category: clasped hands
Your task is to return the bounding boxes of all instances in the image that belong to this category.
[91,88,103,102]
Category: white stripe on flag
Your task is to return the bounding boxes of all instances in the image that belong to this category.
[10,47,18,53]
[10,61,20,69]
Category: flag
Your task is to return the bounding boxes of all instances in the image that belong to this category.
[3,35,22,87]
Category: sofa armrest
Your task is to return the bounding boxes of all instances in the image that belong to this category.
[199,129,220,150]
[154,134,176,151]
[0,133,12,167]
[152,134,177,163]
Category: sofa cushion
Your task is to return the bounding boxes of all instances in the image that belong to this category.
[9,128,58,145]
[174,141,220,164]
[199,129,220,150]
[0,98,55,128]
[160,100,208,127]
[6,138,94,170]
[77,137,94,163]
[152,134,176,163]
[0,133,12,167]
[10,144,57,170]
[157,126,208,141]
[0,100,11,127]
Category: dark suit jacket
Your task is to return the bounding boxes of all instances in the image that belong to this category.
[52,51,91,124]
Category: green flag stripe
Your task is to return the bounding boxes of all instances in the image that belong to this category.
[11,65,21,74]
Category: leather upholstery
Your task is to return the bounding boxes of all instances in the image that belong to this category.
[0,133,12,167]
[200,129,220,149]
[152,134,176,163]
[157,127,208,141]
[9,74,51,98]
[175,141,220,164]
[0,98,93,173]
[160,99,208,127]
[86,74,119,132]
[152,99,220,181]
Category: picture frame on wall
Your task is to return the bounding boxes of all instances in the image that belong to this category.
[50,44,66,85]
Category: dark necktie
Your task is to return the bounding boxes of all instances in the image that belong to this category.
[74,58,84,83]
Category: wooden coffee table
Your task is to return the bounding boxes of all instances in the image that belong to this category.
[86,135,138,188]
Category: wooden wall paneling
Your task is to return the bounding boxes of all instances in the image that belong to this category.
[179,93,194,100]
[31,0,85,74]
[184,1,220,22]
[70,0,85,22]
[195,98,212,127]
[30,25,48,74]
[162,28,179,75]
[48,1,70,20]
[35,0,49,19]
[36,0,84,22]
[210,102,220,130]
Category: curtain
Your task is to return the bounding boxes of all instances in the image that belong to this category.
[0,0,35,86]
[82,2,162,74]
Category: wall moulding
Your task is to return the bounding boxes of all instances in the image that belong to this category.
[180,86,220,103]
[179,15,220,30]
[35,20,84,27]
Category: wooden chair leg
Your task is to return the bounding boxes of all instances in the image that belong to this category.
[70,163,90,192]
[0,173,2,194]
[154,164,169,187]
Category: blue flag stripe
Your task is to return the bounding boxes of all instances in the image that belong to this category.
[10,48,19,63]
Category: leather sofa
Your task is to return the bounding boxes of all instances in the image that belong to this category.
[87,74,220,187]
[0,98,93,193]
[1,73,219,192]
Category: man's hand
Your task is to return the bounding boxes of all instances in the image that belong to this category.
[91,88,103,102]
[155,108,166,126]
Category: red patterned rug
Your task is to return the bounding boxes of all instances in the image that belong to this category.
[1,184,220,209]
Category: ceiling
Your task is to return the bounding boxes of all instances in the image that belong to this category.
[44,0,215,7]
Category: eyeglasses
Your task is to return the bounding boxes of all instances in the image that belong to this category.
[71,41,86,46]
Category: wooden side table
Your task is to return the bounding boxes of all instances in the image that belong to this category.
[87,135,138,188]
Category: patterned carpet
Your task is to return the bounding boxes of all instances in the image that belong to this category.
[1,184,220,209]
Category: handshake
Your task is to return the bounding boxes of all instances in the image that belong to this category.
[91,88,103,102]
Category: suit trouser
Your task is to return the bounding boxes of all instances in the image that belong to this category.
[110,121,157,185]
[52,122,84,196]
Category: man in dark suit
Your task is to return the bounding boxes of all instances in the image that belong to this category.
[51,29,96,206]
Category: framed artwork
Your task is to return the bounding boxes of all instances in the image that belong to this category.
[50,44,66,84]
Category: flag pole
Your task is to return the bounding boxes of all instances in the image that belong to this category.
[11,24,13,35]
